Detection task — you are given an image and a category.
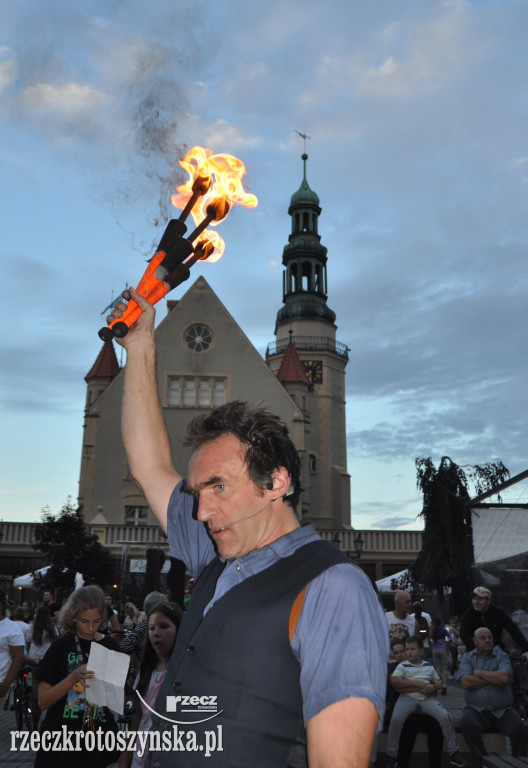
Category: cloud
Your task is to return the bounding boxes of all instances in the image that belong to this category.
[180,115,262,152]
[20,82,106,114]
[0,51,16,90]
[360,0,479,98]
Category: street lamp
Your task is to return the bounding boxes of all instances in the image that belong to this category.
[348,531,364,560]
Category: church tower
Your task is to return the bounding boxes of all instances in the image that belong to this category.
[266,153,351,529]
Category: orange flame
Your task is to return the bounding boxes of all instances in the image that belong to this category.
[171,146,258,261]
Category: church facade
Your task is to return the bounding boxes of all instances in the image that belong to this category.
[78,155,351,531]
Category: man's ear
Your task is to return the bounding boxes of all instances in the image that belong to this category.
[268,466,291,499]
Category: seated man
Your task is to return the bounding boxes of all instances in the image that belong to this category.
[385,636,467,768]
[458,626,528,767]
[385,638,443,768]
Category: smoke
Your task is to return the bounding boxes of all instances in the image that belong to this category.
[3,1,209,249]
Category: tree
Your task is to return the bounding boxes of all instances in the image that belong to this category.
[406,456,509,614]
[33,497,113,592]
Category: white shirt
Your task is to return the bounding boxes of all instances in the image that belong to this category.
[0,617,25,683]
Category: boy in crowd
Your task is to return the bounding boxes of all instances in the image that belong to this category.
[385,636,467,768]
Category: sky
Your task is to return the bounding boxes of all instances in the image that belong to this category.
[1,0,527,531]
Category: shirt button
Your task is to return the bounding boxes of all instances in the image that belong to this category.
[236,564,242,571]
[152,762,160,768]
[172,681,182,690]
[186,646,195,655]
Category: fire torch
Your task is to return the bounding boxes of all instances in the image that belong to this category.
[98,146,258,341]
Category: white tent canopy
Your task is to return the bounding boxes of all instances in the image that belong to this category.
[375,570,451,596]
[13,566,84,589]
[375,569,409,594]
[471,506,528,564]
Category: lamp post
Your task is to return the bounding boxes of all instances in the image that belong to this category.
[348,532,364,561]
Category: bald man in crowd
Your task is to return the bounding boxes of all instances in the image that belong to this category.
[458,626,527,766]
[385,591,417,657]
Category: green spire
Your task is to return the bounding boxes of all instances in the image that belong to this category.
[290,153,320,207]
[275,153,336,331]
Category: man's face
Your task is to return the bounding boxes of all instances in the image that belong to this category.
[43,591,52,604]
[474,628,494,656]
[105,595,112,605]
[396,592,412,615]
[406,642,424,665]
[472,593,490,613]
[393,643,407,663]
[188,434,280,560]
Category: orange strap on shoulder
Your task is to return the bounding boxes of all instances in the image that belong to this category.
[289,586,307,643]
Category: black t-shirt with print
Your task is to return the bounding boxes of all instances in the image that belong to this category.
[35,634,120,768]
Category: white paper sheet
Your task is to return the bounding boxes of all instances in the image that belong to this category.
[86,642,129,715]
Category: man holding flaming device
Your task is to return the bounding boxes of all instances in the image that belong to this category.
[108,148,388,766]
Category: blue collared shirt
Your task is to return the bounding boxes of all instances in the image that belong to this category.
[457,645,514,717]
[167,481,389,724]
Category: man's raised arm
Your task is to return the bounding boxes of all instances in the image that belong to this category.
[113,287,182,532]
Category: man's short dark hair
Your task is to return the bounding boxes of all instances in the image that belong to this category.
[184,401,301,508]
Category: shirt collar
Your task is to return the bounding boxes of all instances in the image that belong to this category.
[223,523,319,565]
[472,646,499,659]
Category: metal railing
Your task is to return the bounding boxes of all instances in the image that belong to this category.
[266,336,349,359]
[1,521,421,556]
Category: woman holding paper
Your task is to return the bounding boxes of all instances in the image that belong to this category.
[34,584,121,768]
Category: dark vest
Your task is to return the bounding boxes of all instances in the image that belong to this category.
[147,539,354,767]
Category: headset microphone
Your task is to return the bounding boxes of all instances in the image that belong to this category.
[217,506,268,531]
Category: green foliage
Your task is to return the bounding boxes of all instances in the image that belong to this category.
[33,497,112,591]
[408,456,509,613]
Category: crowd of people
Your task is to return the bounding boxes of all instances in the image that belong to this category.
[383,587,528,768]
[0,583,184,767]
[3,578,528,767]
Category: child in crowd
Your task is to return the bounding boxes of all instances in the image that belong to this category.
[27,606,58,665]
[447,615,464,678]
[119,601,183,768]
[431,614,452,694]
[385,636,467,768]
[123,602,140,630]
[26,605,59,725]
[35,585,120,768]
[12,606,32,646]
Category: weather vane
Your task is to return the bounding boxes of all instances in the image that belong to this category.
[294,130,311,153]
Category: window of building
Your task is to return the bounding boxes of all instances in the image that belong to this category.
[198,378,210,407]
[213,379,225,407]
[183,378,196,407]
[167,376,226,408]
[167,378,180,406]
[125,506,148,526]
[184,324,213,352]
[309,454,317,473]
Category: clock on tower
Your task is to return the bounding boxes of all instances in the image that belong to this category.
[302,360,323,384]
